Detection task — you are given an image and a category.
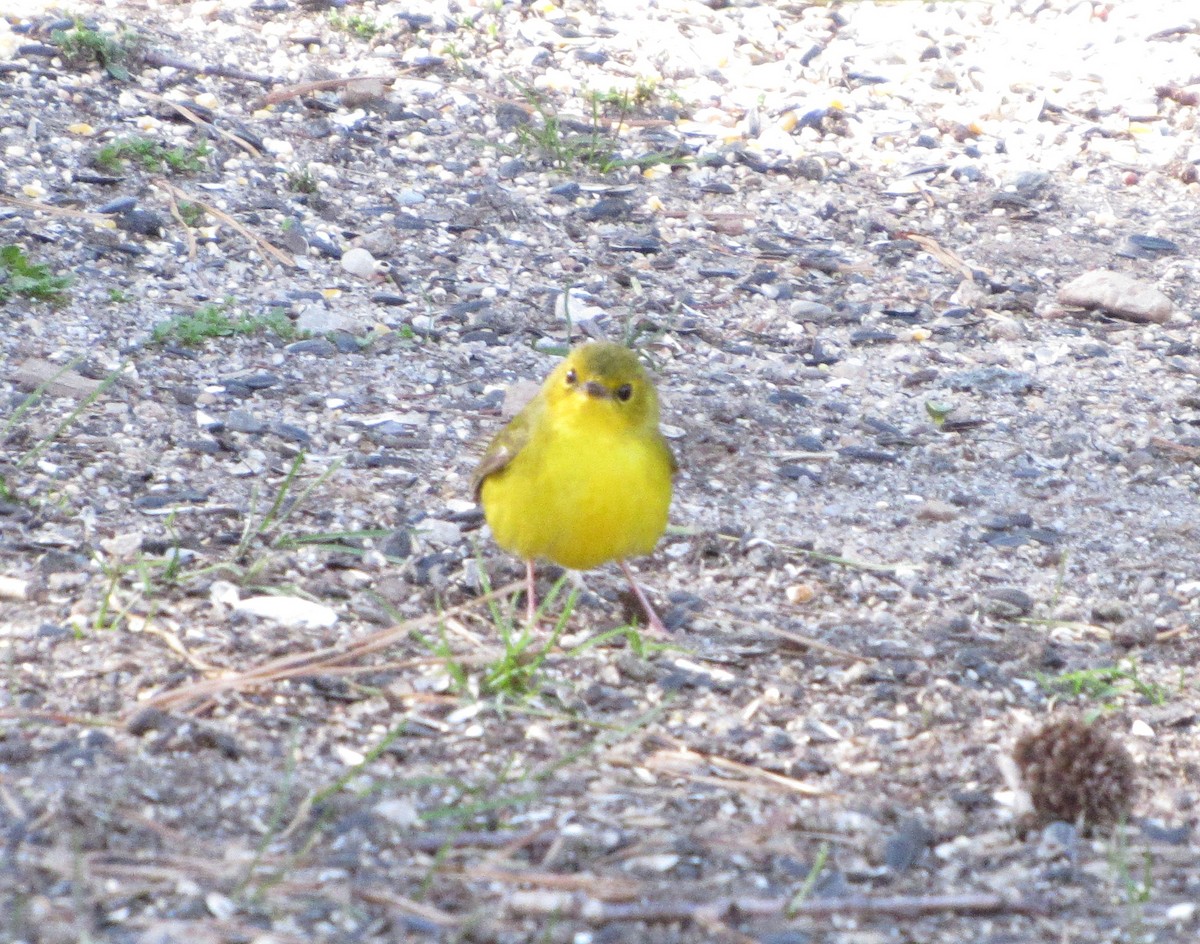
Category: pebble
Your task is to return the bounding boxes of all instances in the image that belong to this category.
[226,409,265,434]
[1140,819,1191,846]
[116,209,164,237]
[883,818,933,872]
[944,367,1035,395]
[234,595,338,628]
[554,289,605,323]
[374,798,420,827]
[1130,719,1154,738]
[582,197,632,221]
[0,576,29,601]
[916,500,958,522]
[340,246,384,279]
[1037,821,1079,861]
[285,337,337,357]
[983,587,1034,618]
[1057,270,1174,324]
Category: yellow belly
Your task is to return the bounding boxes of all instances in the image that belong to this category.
[480,425,673,571]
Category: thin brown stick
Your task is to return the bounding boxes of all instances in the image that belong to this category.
[724,616,869,663]
[704,530,902,575]
[256,74,405,108]
[1150,435,1200,461]
[353,887,461,926]
[508,890,1050,923]
[140,48,274,85]
[644,735,826,796]
[132,89,262,159]
[153,179,295,268]
[0,708,112,726]
[466,867,639,901]
[392,828,547,853]
[0,193,114,224]
[160,184,198,261]
[140,622,216,670]
[137,580,524,714]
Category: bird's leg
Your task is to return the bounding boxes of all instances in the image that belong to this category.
[619,560,668,634]
[524,559,538,626]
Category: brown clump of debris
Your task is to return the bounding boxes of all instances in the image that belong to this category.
[1013,716,1137,829]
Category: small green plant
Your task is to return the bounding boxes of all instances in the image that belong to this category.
[0,245,73,302]
[94,136,211,174]
[328,11,382,39]
[51,20,137,80]
[151,300,297,346]
[90,511,193,632]
[286,165,317,194]
[428,562,575,700]
[226,452,347,571]
[509,81,688,175]
[1109,822,1153,941]
[440,41,466,68]
[482,585,574,697]
[107,288,131,303]
[786,841,831,916]
[176,201,205,227]
[512,94,585,170]
[162,143,211,173]
[1038,659,1169,710]
[590,77,658,113]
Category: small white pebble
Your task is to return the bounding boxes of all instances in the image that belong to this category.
[334,744,365,766]
[1130,719,1154,738]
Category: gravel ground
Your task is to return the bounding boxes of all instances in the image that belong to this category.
[3,1,1200,942]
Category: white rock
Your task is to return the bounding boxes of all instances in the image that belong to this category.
[1057,270,1173,324]
[261,137,294,158]
[375,798,420,827]
[100,531,143,558]
[341,246,381,279]
[295,305,362,334]
[234,595,337,628]
[205,892,237,920]
[554,289,605,323]
[623,853,679,874]
[0,576,30,601]
[334,744,365,766]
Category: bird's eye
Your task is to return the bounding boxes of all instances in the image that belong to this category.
[616,383,633,401]
[565,369,577,385]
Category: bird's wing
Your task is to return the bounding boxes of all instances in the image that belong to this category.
[663,437,679,476]
[471,398,540,501]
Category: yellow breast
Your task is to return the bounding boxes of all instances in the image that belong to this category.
[480,420,673,571]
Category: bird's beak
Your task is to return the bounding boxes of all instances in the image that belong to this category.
[583,380,612,399]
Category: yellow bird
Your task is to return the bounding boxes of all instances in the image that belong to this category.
[472,341,676,632]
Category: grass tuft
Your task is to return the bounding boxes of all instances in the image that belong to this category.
[94,136,212,174]
[151,300,298,346]
[0,245,73,302]
[1037,658,1169,711]
[51,19,138,80]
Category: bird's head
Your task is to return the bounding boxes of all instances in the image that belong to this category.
[543,342,660,432]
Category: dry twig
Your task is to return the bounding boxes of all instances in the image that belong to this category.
[138,580,524,713]
[508,889,1050,923]
[132,89,262,158]
[153,180,296,268]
